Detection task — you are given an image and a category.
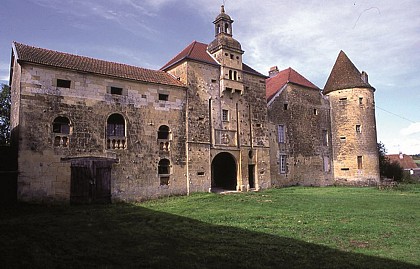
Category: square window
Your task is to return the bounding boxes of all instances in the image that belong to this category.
[159,94,169,101]
[222,109,229,121]
[57,79,71,88]
[110,87,123,95]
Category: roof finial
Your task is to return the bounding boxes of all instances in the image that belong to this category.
[221,5,225,13]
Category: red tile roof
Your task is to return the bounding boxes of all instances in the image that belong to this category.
[160,41,265,77]
[266,67,319,102]
[161,41,218,70]
[386,154,419,170]
[13,42,185,88]
[323,50,373,94]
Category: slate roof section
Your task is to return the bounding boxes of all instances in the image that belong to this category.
[266,67,319,102]
[13,42,185,88]
[160,41,265,77]
[323,50,374,94]
[387,154,419,170]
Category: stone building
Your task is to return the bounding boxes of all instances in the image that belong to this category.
[8,6,379,203]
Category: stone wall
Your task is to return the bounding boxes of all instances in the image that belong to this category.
[13,63,187,202]
[328,87,380,185]
[268,84,333,186]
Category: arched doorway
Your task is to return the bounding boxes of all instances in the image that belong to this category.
[211,152,237,190]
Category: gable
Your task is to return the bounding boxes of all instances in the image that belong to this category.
[266,67,319,103]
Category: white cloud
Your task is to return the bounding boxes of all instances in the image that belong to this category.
[401,122,420,136]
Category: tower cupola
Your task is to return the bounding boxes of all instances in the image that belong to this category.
[214,5,233,36]
[208,5,243,54]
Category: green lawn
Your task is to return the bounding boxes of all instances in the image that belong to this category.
[1,186,419,268]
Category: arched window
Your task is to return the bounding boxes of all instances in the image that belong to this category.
[158,159,170,185]
[225,23,230,34]
[107,114,125,137]
[158,125,170,139]
[107,113,126,149]
[234,71,238,81]
[53,116,70,134]
[229,70,233,80]
[53,116,70,147]
[158,125,170,151]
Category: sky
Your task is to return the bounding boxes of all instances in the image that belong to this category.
[0,0,419,154]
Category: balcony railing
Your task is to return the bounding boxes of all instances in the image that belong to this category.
[54,135,69,147]
[158,139,170,151]
[107,136,127,149]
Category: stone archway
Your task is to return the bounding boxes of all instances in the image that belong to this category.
[211,152,237,190]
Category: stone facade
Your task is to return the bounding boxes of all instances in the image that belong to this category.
[8,6,380,203]
[268,79,333,186]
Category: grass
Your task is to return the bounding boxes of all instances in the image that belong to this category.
[1,185,419,268]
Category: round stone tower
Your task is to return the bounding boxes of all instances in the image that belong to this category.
[324,51,380,185]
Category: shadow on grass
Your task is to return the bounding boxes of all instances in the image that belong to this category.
[0,203,418,269]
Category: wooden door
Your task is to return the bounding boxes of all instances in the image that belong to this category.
[70,159,112,204]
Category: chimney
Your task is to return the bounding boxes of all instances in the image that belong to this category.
[269,66,279,78]
[361,71,368,83]
[399,152,403,159]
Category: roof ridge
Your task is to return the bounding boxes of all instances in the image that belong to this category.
[14,42,185,87]
[13,41,168,75]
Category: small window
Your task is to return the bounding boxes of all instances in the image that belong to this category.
[229,70,233,80]
[340,136,346,141]
[280,155,287,174]
[314,109,318,115]
[158,159,170,178]
[323,156,330,172]
[159,94,169,101]
[357,156,363,169]
[230,54,234,59]
[278,124,285,143]
[256,123,262,128]
[57,79,71,88]
[341,168,350,171]
[284,103,288,110]
[322,130,328,146]
[53,116,70,134]
[141,94,147,98]
[197,172,205,176]
[356,125,361,133]
[110,87,123,95]
[222,109,229,121]
[211,79,217,83]
[359,97,363,105]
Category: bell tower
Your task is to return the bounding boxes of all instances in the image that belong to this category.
[208,5,244,96]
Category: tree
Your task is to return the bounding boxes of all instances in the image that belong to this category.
[377,142,404,181]
[0,84,11,145]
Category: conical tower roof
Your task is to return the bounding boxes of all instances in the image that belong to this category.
[323,51,374,94]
